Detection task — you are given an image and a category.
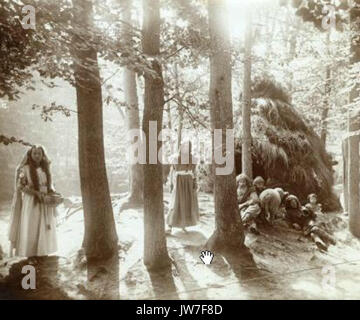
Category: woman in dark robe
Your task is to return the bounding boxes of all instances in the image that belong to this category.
[166,141,199,234]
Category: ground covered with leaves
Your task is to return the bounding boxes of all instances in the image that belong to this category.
[0,191,360,300]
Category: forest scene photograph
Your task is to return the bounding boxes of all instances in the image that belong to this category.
[1,0,360,304]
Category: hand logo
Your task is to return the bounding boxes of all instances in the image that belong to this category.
[200,250,214,265]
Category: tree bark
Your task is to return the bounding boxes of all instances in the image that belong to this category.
[175,63,183,150]
[72,0,118,260]
[348,116,360,237]
[342,138,349,212]
[242,12,253,179]
[320,32,331,147]
[121,0,143,208]
[206,0,245,252]
[142,0,171,270]
[348,0,360,237]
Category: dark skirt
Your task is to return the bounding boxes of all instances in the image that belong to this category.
[167,173,199,228]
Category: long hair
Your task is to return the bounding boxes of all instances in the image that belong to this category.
[25,145,52,200]
[236,173,252,188]
[236,173,255,204]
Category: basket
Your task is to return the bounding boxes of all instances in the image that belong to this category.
[44,193,64,208]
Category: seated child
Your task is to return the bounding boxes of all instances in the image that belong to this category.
[259,188,282,225]
[237,174,262,234]
[302,204,336,251]
[253,178,287,225]
[253,176,265,195]
[283,194,336,251]
[306,193,323,215]
[284,194,305,230]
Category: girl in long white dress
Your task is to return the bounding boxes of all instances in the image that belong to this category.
[8,145,58,258]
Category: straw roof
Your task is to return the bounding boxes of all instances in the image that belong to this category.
[236,79,340,211]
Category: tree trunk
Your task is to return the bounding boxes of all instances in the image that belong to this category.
[72,0,118,260]
[320,66,331,146]
[348,0,360,237]
[348,116,360,237]
[342,138,349,212]
[121,0,143,208]
[242,12,253,179]
[320,32,331,147]
[175,63,183,149]
[206,0,245,252]
[142,0,171,270]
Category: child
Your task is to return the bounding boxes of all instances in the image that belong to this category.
[302,204,336,251]
[237,174,261,234]
[8,145,58,260]
[284,194,305,230]
[253,176,265,195]
[306,193,323,215]
[283,194,336,251]
[259,188,282,225]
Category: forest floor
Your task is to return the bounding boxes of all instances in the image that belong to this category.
[1,189,360,300]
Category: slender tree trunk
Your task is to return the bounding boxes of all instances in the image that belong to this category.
[72,0,118,260]
[242,12,253,179]
[206,0,245,252]
[166,105,173,149]
[320,32,331,146]
[320,67,331,146]
[348,0,360,237]
[342,137,349,212]
[348,116,360,236]
[165,90,174,192]
[175,64,183,149]
[121,0,143,208]
[142,0,171,270]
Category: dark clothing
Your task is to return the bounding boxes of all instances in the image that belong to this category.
[284,195,336,250]
[167,163,199,228]
[284,195,306,227]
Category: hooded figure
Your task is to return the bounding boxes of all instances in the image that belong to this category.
[237,174,261,234]
[8,145,58,258]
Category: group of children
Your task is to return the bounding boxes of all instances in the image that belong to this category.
[164,142,336,252]
[236,174,336,251]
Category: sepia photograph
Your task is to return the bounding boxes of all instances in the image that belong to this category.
[0,0,360,306]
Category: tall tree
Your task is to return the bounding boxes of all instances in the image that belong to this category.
[72,0,118,260]
[142,0,171,270]
[121,0,143,209]
[348,0,360,237]
[320,32,332,146]
[342,138,349,212]
[174,63,183,149]
[206,0,245,252]
[242,11,253,179]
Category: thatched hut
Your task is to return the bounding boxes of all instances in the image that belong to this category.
[235,79,341,212]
